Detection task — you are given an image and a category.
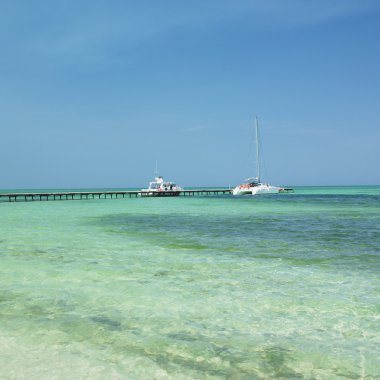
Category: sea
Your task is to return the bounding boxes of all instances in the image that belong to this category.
[0,186,379,379]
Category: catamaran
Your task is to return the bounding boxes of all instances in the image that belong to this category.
[232,117,291,196]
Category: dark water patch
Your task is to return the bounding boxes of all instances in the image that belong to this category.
[254,254,336,265]
[258,346,303,379]
[0,292,80,326]
[0,290,24,304]
[3,245,70,259]
[234,193,380,209]
[85,193,380,275]
[92,214,380,268]
[90,315,122,330]
[154,270,170,277]
[166,242,209,250]
[148,331,306,378]
[166,332,199,343]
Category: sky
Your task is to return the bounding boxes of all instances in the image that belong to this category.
[1,0,379,188]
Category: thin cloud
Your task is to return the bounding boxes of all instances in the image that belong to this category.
[184,122,250,133]
[1,0,378,63]
[268,126,342,136]
[184,125,217,133]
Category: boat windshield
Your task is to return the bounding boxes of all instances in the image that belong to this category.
[163,182,175,189]
[149,183,160,189]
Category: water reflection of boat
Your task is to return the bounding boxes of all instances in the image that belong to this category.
[141,176,183,197]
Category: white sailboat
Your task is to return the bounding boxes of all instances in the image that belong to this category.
[233,117,289,196]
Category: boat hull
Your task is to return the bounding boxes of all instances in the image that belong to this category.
[232,187,252,196]
[140,191,181,197]
[233,184,283,196]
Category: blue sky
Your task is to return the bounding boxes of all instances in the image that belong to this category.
[1,0,379,188]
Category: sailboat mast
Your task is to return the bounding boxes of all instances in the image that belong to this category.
[255,116,260,182]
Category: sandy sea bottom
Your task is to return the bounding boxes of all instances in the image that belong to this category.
[0,187,379,379]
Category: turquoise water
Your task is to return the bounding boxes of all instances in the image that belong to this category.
[0,187,379,379]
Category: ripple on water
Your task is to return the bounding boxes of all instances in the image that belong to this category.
[0,190,379,378]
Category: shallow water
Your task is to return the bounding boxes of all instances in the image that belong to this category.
[1,187,379,379]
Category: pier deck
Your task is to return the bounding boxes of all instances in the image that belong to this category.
[0,189,233,202]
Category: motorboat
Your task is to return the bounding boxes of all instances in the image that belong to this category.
[141,176,183,197]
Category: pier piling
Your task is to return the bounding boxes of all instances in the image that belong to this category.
[0,189,233,203]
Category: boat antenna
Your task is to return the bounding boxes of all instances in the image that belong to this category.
[155,160,159,177]
[255,116,261,183]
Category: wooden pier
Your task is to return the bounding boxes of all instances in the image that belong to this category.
[0,189,233,203]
